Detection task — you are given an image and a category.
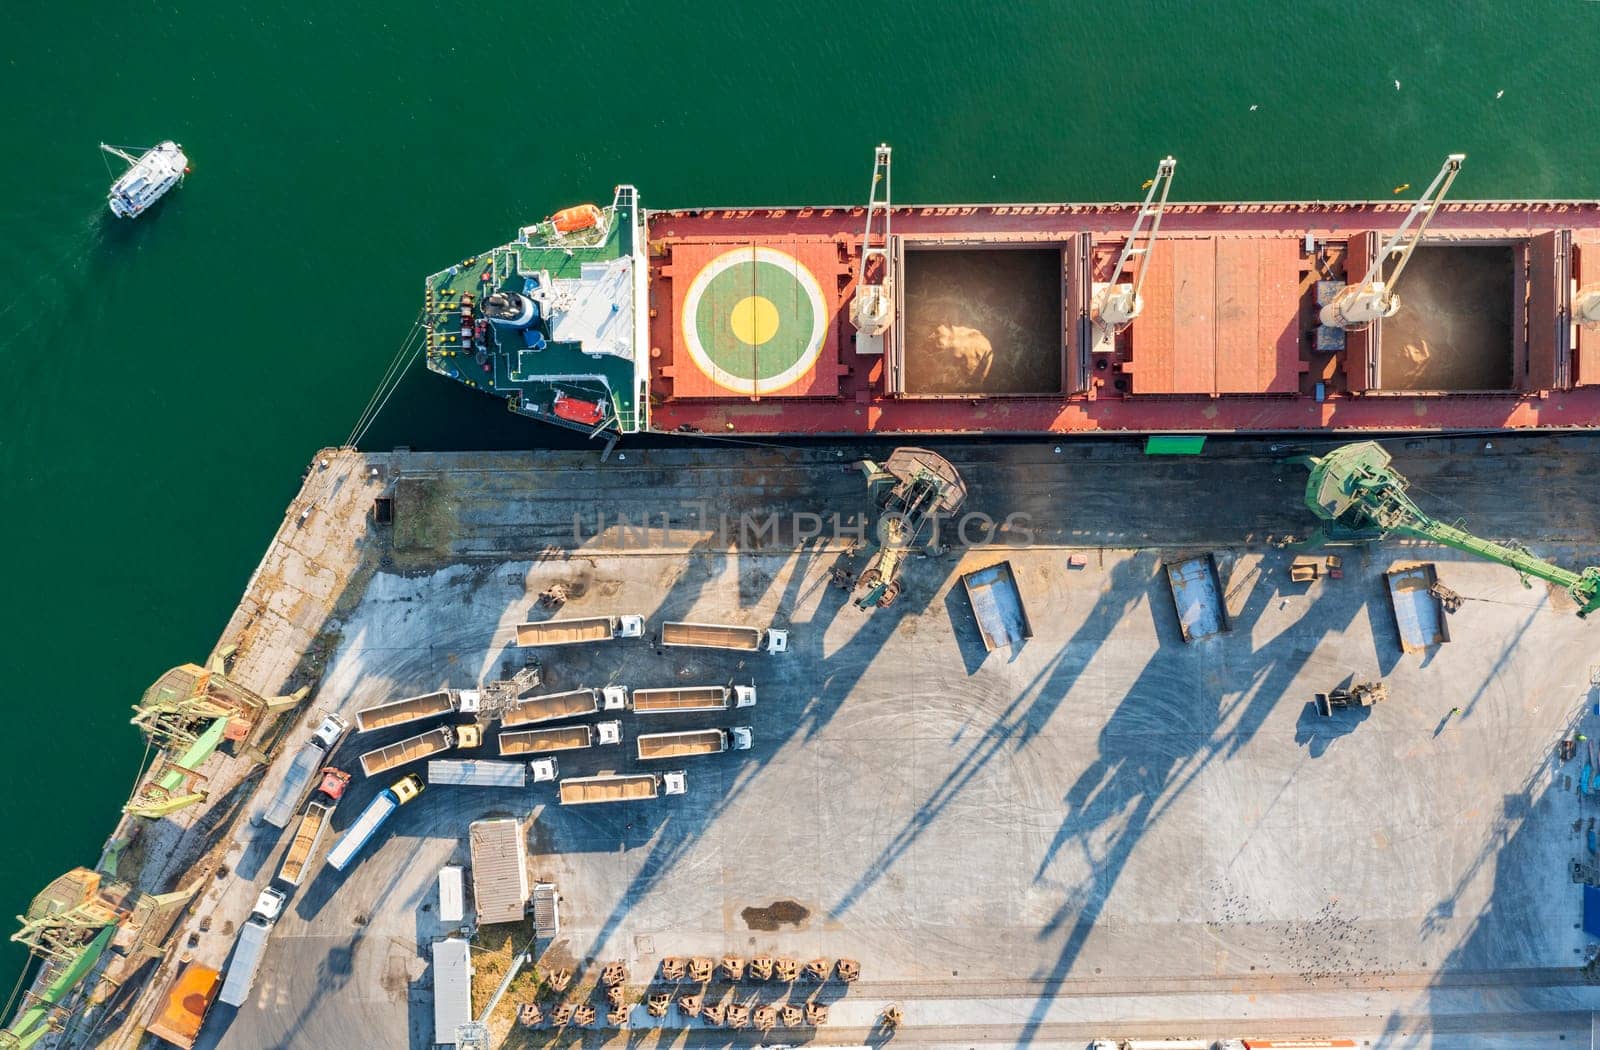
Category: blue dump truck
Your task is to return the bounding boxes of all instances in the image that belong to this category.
[325,774,424,873]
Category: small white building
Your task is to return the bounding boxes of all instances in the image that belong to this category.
[431,937,472,1046]
[438,865,465,924]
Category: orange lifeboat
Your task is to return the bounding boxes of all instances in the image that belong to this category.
[552,391,607,426]
[551,204,602,233]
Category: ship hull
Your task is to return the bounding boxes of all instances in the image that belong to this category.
[425,189,1600,438]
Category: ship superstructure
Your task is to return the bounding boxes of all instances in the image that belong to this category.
[425,150,1600,438]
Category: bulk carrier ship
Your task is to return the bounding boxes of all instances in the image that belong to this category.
[423,148,1600,438]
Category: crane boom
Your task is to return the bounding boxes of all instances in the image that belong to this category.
[1320,153,1465,329]
[1302,441,1600,617]
[849,144,894,347]
[1091,155,1177,349]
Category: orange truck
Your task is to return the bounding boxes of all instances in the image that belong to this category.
[145,962,221,1048]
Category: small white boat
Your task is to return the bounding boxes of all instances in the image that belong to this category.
[100,141,188,218]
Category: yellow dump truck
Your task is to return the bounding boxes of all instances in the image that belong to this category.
[631,684,756,714]
[558,771,687,805]
[356,689,478,733]
[358,724,480,778]
[502,687,603,727]
[636,727,752,760]
[514,615,643,647]
[499,721,620,756]
[660,620,788,654]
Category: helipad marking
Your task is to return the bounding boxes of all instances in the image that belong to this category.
[681,247,827,395]
[730,295,780,345]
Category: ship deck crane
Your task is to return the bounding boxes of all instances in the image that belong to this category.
[1320,154,1466,329]
[1301,441,1600,617]
[849,144,894,354]
[1090,156,1177,353]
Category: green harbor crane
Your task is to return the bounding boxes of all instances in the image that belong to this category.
[1301,441,1600,618]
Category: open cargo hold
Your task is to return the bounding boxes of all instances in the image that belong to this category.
[358,726,455,778]
[559,772,680,805]
[356,689,463,733]
[498,724,593,755]
[1165,554,1229,642]
[895,247,1065,396]
[276,800,333,888]
[514,615,641,647]
[145,962,220,1049]
[636,728,730,760]
[960,561,1034,652]
[428,759,526,788]
[1386,563,1450,653]
[502,687,597,727]
[631,685,751,713]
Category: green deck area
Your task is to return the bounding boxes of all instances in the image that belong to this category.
[424,189,644,433]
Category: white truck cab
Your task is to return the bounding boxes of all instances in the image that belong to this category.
[733,685,757,708]
[662,770,688,796]
[764,629,789,653]
[311,714,349,751]
[530,757,559,783]
[596,720,622,745]
[616,615,644,638]
[602,685,628,710]
[252,887,287,922]
[730,726,754,750]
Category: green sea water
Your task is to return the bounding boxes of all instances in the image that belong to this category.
[2,0,1599,996]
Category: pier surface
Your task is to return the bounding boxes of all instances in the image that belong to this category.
[79,438,1600,1048]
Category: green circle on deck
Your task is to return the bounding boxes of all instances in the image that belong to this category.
[682,248,827,394]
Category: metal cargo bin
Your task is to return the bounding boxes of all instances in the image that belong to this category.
[1386,563,1450,653]
[960,561,1034,652]
[1165,554,1229,642]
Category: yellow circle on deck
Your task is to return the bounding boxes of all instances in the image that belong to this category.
[729,295,781,346]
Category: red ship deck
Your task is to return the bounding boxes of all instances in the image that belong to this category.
[643,200,1600,436]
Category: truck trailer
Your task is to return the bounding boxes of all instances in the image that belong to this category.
[427,758,527,788]
[501,687,603,727]
[631,684,755,714]
[498,720,621,755]
[218,888,286,1008]
[145,963,221,1049]
[660,620,788,654]
[326,774,425,872]
[276,800,332,888]
[260,714,350,828]
[274,766,351,887]
[355,688,479,733]
[358,724,479,778]
[636,727,752,760]
[558,771,687,805]
[514,614,643,647]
